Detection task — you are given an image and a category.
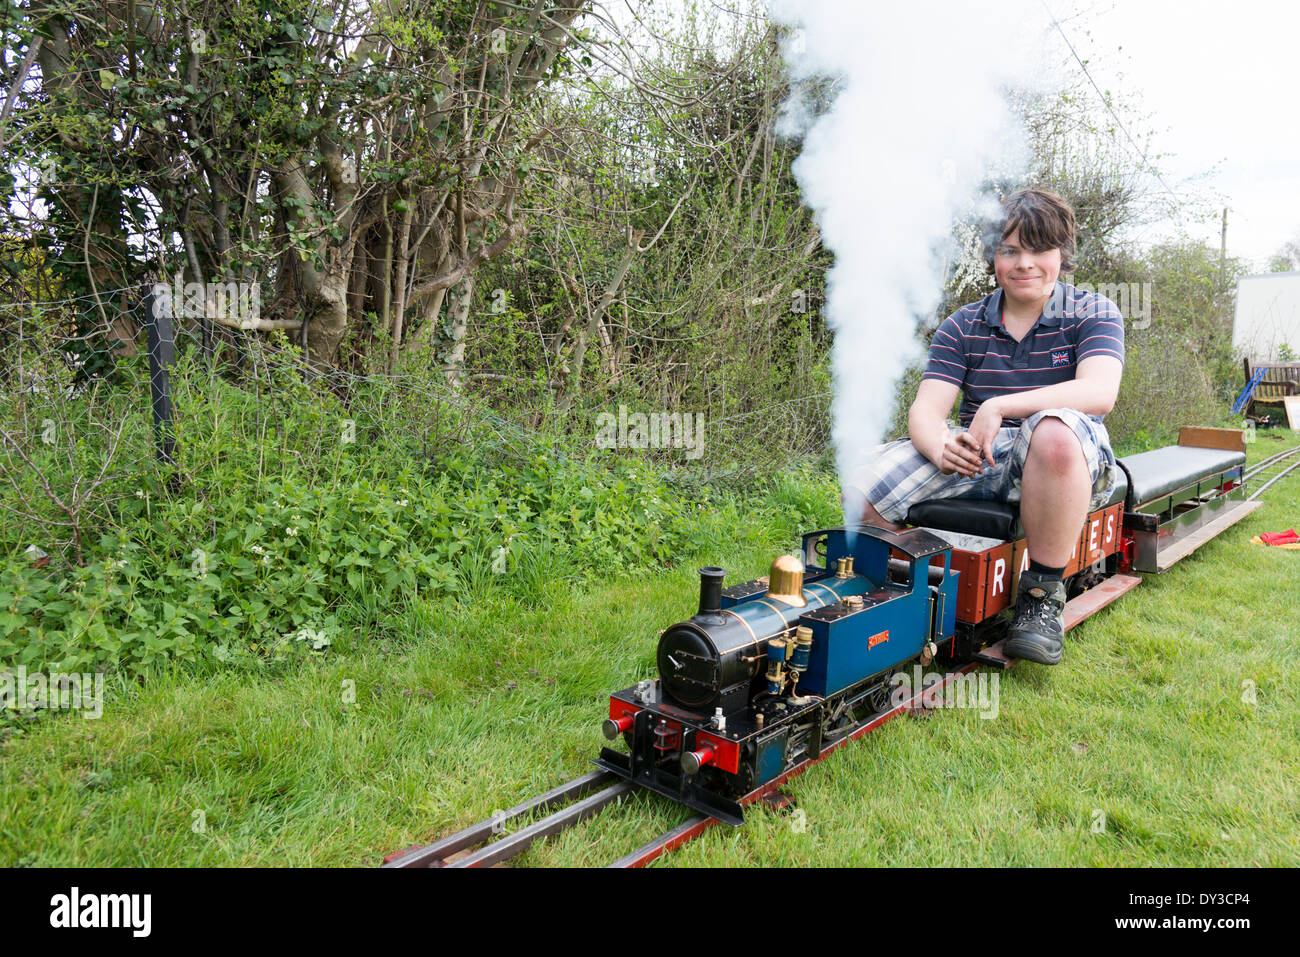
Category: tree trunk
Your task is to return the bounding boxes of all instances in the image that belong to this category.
[388,195,415,372]
[570,229,642,397]
[441,276,475,387]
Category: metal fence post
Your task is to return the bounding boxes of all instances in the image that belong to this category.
[143,287,176,467]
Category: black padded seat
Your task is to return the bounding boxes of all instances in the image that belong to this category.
[906,499,1022,541]
[905,470,1129,542]
[1116,446,1245,507]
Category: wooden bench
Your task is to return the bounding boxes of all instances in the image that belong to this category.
[1243,359,1300,417]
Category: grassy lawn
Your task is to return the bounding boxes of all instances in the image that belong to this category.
[2,431,1298,867]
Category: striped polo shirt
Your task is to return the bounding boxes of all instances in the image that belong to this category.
[922,281,1125,428]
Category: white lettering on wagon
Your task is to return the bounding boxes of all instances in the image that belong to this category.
[1105,513,1115,546]
[992,557,1006,596]
[1089,519,1100,555]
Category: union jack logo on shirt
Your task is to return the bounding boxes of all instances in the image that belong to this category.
[1051,350,1072,367]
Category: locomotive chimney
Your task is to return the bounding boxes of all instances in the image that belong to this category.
[697,566,725,618]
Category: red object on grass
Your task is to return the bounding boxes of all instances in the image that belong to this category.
[1258,529,1299,546]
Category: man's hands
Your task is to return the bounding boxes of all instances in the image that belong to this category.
[964,399,1002,468]
[910,379,1002,479]
[938,432,986,477]
[938,398,1001,477]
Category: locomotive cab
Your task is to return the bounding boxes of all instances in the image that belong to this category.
[793,526,958,698]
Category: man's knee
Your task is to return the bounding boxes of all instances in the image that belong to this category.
[1025,416,1087,475]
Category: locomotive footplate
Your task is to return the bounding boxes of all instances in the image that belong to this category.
[596,682,826,827]
[595,749,748,827]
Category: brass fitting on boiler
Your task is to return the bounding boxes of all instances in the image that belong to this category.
[766,555,807,607]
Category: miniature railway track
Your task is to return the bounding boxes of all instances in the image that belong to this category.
[383,652,1013,868]
[381,771,632,868]
[1243,442,1300,501]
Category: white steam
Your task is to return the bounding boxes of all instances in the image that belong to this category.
[769,0,1061,522]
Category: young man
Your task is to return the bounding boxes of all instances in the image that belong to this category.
[845,188,1125,665]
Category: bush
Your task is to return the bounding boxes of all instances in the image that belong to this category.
[0,444,718,677]
[0,335,729,677]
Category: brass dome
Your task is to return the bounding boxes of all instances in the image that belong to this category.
[766,554,806,607]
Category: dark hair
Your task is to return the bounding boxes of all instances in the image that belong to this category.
[982,188,1077,274]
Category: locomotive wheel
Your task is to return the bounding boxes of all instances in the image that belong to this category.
[820,698,853,741]
[867,677,892,714]
[1066,568,1107,600]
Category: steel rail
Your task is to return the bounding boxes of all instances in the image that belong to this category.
[382,769,619,868]
[446,781,634,868]
[1248,455,1300,501]
[384,660,983,871]
[1242,443,1300,482]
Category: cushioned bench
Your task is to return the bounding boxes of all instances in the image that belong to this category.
[1115,446,1245,508]
[905,444,1245,538]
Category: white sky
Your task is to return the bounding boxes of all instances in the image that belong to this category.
[1035,0,1299,269]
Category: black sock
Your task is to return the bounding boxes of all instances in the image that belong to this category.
[1027,558,1066,581]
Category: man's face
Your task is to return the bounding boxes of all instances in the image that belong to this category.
[993,228,1062,309]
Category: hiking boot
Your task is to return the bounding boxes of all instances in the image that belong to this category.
[1002,571,1067,665]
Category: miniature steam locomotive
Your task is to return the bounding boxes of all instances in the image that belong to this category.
[596,526,956,825]
[597,428,1257,825]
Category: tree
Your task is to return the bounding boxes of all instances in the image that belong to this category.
[1268,229,1300,272]
[7,0,590,375]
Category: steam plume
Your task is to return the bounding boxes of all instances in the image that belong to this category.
[769,0,1060,526]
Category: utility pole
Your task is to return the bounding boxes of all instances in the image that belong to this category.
[1219,207,1229,289]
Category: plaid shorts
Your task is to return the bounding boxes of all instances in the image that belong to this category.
[848,408,1120,524]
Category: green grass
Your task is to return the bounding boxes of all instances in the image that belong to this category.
[2,433,1298,866]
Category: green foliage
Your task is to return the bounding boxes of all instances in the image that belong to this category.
[1101,237,1249,446]
[0,0,1276,686]
[0,334,722,678]
[0,450,708,678]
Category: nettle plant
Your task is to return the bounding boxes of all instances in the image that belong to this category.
[0,436,708,678]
